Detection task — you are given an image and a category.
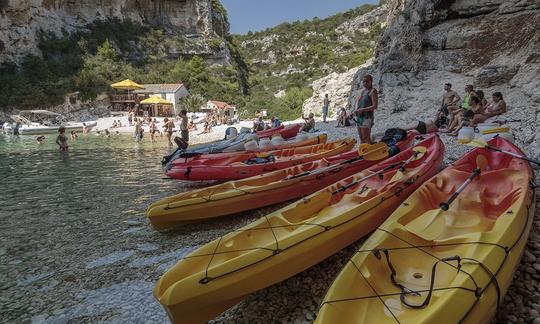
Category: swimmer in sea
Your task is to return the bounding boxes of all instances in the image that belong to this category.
[56,126,69,151]
[36,135,46,144]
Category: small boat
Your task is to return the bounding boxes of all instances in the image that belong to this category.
[315,137,535,324]
[3,110,96,135]
[147,132,417,230]
[153,136,444,323]
[165,137,357,181]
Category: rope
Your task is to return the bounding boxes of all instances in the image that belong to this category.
[321,184,534,322]
[184,151,439,284]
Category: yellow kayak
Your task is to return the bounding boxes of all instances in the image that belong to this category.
[153,136,444,323]
[316,137,535,324]
[146,133,417,230]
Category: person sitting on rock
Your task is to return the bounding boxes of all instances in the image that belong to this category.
[271,116,282,128]
[448,96,483,136]
[253,117,265,132]
[447,84,476,127]
[470,92,507,126]
[301,113,316,132]
[336,108,350,127]
[438,83,460,117]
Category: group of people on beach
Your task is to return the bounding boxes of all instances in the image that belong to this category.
[320,74,509,144]
[252,110,282,132]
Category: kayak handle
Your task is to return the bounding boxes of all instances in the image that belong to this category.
[440,168,481,211]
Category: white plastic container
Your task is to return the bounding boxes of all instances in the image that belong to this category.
[258,138,272,150]
[270,135,285,147]
[457,127,475,143]
[244,140,259,151]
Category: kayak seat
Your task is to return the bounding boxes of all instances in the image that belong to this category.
[402,169,522,241]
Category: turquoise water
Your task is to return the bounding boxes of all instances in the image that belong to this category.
[0,134,219,322]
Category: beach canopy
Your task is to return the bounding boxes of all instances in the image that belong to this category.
[140,96,172,105]
[110,79,144,90]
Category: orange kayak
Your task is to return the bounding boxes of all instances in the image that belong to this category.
[148,132,417,229]
[165,137,356,181]
[153,135,444,323]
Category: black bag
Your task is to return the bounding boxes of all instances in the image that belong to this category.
[380,128,407,146]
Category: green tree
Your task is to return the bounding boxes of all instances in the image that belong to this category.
[180,94,206,112]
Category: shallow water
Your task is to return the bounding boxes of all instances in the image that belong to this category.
[0,134,241,322]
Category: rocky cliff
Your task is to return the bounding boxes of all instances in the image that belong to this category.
[306,0,540,159]
[0,0,229,67]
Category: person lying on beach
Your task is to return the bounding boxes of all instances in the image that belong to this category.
[301,113,315,132]
[56,126,69,151]
[470,92,507,127]
[371,120,439,141]
[36,135,46,144]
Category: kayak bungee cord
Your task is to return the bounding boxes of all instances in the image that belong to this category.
[162,143,391,211]
[318,182,535,323]
[171,146,438,286]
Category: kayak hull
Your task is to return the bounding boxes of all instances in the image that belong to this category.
[165,138,357,181]
[154,136,444,323]
[315,137,535,324]
[147,132,417,229]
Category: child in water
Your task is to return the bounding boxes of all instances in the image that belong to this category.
[70,131,78,140]
[36,135,46,144]
[56,126,69,151]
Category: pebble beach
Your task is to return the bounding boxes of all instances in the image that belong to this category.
[1,116,539,324]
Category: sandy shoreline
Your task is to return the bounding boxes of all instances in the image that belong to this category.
[1,118,539,323]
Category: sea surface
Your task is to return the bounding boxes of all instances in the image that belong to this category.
[0,134,228,322]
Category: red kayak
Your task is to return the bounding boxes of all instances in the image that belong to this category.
[258,124,301,139]
[166,138,356,181]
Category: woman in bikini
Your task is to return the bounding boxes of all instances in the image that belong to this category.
[470,92,507,126]
[354,75,378,144]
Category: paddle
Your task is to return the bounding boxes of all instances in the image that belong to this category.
[404,155,486,240]
[332,146,427,195]
[467,138,540,166]
[286,142,389,181]
[389,146,428,182]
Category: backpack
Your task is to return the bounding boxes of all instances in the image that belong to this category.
[380,128,407,146]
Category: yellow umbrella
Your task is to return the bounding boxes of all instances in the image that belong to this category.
[110,79,144,90]
[140,96,172,105]
[140,96,173,117]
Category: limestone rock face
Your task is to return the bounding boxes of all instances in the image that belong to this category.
[307,0,540,159]
[303,62,370,116]
[0,0,229,66]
